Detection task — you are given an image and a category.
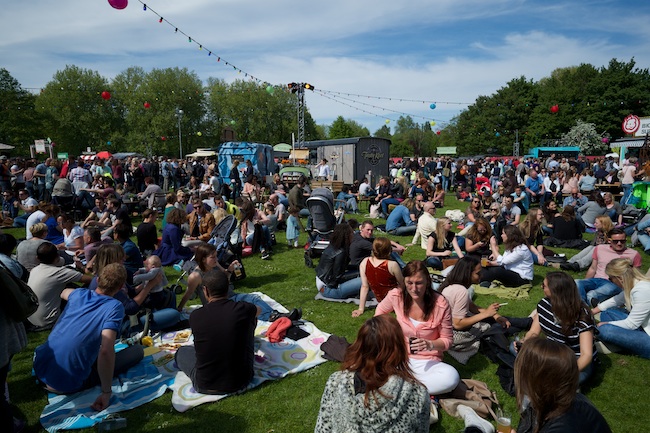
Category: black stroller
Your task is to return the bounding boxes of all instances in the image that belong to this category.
[304,187,345,267]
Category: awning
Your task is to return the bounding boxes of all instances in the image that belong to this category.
[273,143,292,153]
[611,138,647,148]
[0,143,16,150]
[436,146,457,155]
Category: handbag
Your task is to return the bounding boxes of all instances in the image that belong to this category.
[0,260,39,322]
[440,379,500,420]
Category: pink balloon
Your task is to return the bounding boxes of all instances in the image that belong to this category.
[108,0,128,10]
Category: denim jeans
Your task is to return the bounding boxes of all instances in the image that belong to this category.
[390,251,406,269]
[442,176,450,192]
[320,276,362,299]
[576,278,621,304]
[12,212,30,228]
[599,308,650,359]
[388,225,417,236]
[231,293,274,321]
[621,184,633,206]
[425,256,443,270]
[139,308,182,331]
[636,217,650,252]
[381,198,401,215]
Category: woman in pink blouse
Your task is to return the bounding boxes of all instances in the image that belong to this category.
[375,260,459,396]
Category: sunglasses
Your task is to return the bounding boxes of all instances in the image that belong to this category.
[610,239,626,244]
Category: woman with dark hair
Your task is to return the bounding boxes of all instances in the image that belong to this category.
[551,205,584,240]
[240,199,272,259]
[519,208,550,266]
[229,159,242,200]
[577,191,606,228]
[481,225,533,287]
[432,183,445,207]
[464,217,493,259]
[152,207,193,267]
[517,272,597,384]
[315,315,430,433]
[514,338,611,433]
[541,200,559,235]
[315,224,362,299]
[352,237,404,317]
[424,217,464,270]
[375,260,459,396]
[439,256,509,364]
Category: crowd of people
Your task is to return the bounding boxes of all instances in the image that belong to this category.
[2,151,645,433]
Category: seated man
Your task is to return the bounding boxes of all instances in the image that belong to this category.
[335,185,358,213]
[12,189,38,228]
[385,203,417,236]
[27,242,93,330]
[175,269,259,394]
[577,228,642,306]
[350,220,406,269]
[113,223,144,277]
[33,263,143,411]
[563,187,588,209]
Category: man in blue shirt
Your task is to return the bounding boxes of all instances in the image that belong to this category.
[511,186,529,214]
[114,223,144,277]
[33,263,143,411]
[385,204,417,236]
[562,187,588,209]
[524,169,545,206]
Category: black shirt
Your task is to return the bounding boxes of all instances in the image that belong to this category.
[539,394,611,433]
[136,221,158,253]
[190,298,257,394]
[349,232,373,267]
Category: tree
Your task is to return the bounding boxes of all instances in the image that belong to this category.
[36,65,121,156]
[0,69,44,154]
[374,124,392,140]
[327,116,369,139]
[562,120,606,155]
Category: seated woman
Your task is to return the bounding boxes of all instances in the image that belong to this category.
[559,215,612,272]
[152,208,193,267]
[380,176,407,217]
[316,224,362,299]
[432,183,445,208]
[541,200,559,235]
[175,243,282,322]
[439,256,511,364]
[592,258,650,359]
[578,169,597,194]
[57,213,84,252]
[514,338,611,433]
[240,199,272,260]
[551,205,584,240]
[375,260,460,397]
[352,237,404,317]
[577,191,606,228]
[464,217,493,259]
[315,315,430,433]
[519,208,553,266]
[460,197,483,234]
[481,225,533,288]
[602,192,623,226]
[335,185,359,213]
[424,217,464,270]
[517,272,597,384]
[491,185,506,204]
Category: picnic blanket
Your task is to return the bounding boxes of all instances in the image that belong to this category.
[472,281,533,299]
[170,292,330,412]
[40,346,176,433]
[314,291,379,307]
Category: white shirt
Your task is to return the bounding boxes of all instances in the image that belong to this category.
[318,164,330,178]
[598,280,650,336]
[496,244,534,281]
[26,210,46,240]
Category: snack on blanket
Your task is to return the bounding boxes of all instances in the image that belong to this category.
[152,353,175,366]
[158,342,182,351]
[174,330,192,343]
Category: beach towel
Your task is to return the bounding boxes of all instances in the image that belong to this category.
[169,292,330,412]
[39,346,176,433]
[472,281,533,299]
[314,292,379,307]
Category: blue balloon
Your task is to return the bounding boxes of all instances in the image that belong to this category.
[429,103,436,110]
[495,132,500,137]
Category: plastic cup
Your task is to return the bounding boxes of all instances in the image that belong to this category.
[496,413,511,433]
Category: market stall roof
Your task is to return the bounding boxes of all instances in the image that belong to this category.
[0,143,16,150]
[186,149,217,157]
[436,146,457,155]
[273,143,292,153]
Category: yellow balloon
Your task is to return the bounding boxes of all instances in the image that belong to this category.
[385,119,390,124]
[430,121,436,126]
[197,131,202,136]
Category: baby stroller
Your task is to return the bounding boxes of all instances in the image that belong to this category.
[304,188,345,267]
[168,214,245,293]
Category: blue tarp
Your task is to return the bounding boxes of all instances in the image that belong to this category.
[217,142,275,185]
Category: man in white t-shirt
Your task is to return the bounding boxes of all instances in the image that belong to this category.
[13,189,39,228]
[26,208,47,239]
[316,159,330,180]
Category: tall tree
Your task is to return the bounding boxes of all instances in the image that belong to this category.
[328,116,369,139]
[0,69,44,154]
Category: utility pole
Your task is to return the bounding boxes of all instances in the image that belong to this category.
[287,83,314,148]
[513,129,520,157]
[175,108,184,159]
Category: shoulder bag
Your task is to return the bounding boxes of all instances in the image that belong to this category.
[0,260,39,322]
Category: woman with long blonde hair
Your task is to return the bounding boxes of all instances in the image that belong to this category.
[592,258,650,359]
[425,217,464,270]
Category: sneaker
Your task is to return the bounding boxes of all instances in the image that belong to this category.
[555,253,566,258]
[261,250,270,260]
[293,240,299,248]
[479,281,491,288]
[429,400,439,425]
[457,404,494,433]
[590,297,599,308]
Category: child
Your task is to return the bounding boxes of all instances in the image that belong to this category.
[286,206,303,248]
[133,255,169,310]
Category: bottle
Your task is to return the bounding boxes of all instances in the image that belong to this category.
[233,263,242,278]
[96,415,127,431]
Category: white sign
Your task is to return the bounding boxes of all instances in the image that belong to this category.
[635,116,650,137]
[34,139,46,154]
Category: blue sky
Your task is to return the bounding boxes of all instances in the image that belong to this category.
[1,0,649,136]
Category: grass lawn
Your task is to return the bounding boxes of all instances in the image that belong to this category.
[6,195,650,432]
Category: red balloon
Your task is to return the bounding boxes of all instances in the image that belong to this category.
[161,136,166,141]
[436,131,441,135]
[144,102,151,109]
[550,104,559,113]
[108,0,128,10]
[101,91,111,100]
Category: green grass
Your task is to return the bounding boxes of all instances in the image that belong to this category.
[6,196,650,432]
